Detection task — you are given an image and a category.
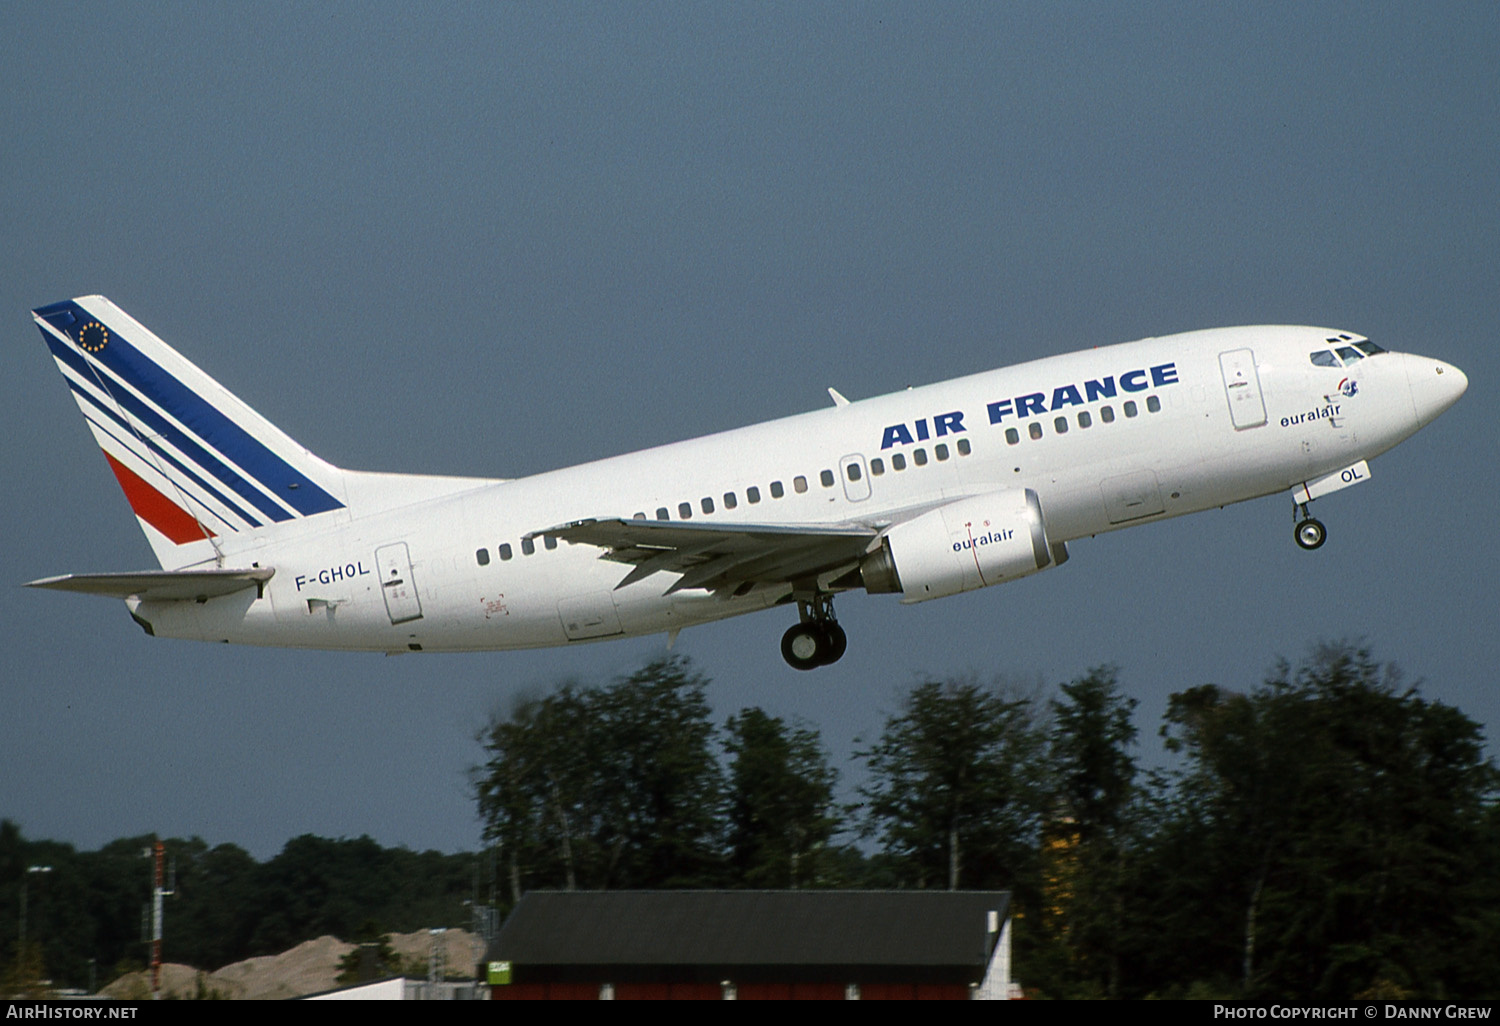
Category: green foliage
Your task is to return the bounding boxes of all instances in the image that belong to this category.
[1050,666,1138,842]
[1146,644,1500,999]
[475,656,726,893]
[0,823,482,990]
[3,642,1496,1000]
[1035,666,1141,998]
[855,676,1049,891]
[335,922,401,984]
[723,708,843,888]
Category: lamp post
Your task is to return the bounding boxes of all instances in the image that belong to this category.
[18,865,52,949]
[17,865,52,974]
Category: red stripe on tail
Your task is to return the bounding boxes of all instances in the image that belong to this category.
[102,453,214,545]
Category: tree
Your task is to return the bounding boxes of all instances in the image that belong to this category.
[722,709,841,888]
[1050,666,1138,844]
[475,684,600,898]
[1152,644,1500,999]
[1042,666,1141,997]
[335,921,401,984]
[856,676,1048,891]
[475,656,725,894]
[160,839,258,971]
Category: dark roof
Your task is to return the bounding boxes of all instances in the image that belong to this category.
[488,890,1009,975]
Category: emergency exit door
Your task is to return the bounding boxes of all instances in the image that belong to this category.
[375,542,423,624]
[840,454,871,502]
[1219,348,1268,430]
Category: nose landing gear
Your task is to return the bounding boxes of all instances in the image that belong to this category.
[780,594,847,670]
[1293,502,1327,551]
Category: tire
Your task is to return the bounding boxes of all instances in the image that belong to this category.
[820,622,848,665]
[1295,518,1327,550]
[781,623,824,670]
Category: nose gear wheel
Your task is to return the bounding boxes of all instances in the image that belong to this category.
[1295,517,1326,550]
[1292,501,1327,551]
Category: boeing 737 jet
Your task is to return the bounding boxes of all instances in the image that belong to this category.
[28,296,1466,668]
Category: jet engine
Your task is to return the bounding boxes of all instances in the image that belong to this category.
[855,489,1067,603]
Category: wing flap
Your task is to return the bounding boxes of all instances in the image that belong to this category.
[538,518,879,594]
[26,568,274,601]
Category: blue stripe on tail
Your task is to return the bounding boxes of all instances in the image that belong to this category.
[34,300,344,519]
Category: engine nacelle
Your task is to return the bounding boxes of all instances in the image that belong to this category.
[858,489,1066,603]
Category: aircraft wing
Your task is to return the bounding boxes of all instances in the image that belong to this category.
[536,518,880,596]
[26,568,275,601]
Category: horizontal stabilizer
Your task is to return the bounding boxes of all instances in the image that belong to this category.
[26,568,274,601]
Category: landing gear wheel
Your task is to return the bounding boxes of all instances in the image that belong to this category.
[820,621,847,665]
[781,623,825,671]
[1295,518,1327,550]
[782,595,847,670]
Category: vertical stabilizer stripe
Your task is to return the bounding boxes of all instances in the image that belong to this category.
[69,381,263,528]
[41,328,295,522]
[34,300,344,516]
[102,452,215,545]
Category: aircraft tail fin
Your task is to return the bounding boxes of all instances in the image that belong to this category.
[33,296,349,570]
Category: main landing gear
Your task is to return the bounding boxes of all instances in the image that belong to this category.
[1293,502,1327,551]
[781,594,847,671]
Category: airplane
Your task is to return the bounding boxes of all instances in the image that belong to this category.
[27,296,1466,669]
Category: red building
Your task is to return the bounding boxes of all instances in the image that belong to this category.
[485,890,1014,1000]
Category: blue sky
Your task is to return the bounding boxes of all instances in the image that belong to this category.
[2,2,1496,860]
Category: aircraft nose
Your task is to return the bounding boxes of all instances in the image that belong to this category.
[1404,354,1468,427]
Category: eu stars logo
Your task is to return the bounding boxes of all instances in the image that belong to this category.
[78,321,109,353]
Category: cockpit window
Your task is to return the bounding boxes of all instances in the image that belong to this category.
[1354,341,1386,356]
[1310,350,1340,368]
[1336,346,1363,365]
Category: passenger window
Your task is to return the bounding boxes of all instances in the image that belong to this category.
[1054,416,1068,434]
[1147,395,1162,413]
[679,501,693,519]
[1101,406,1115,423]
[723,492,737,510]
[846,463,862,481]
[701,496,714,514]
[771,481,784,498]
[521,537,535,556]
[957,438,971,456]
[870,458,885,475]
[892,453,907,470]
[1005,427,1020,445]
[633,512,646,520]
[794,476,808,493]
[913,449,928,466]
[499,543,512,561]
[476,548,490,566]
[656,507,670,520]
[820,469,835,487]
[1124,401,1138,418]
[544,535,557,551]
[1310,351,1340,368]
[1029,422,1043,440]
[1078,411,1092,428]
[747,486,761,504]
[935,443,949,461]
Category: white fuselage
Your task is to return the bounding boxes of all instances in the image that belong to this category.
[132,325,1463,653]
